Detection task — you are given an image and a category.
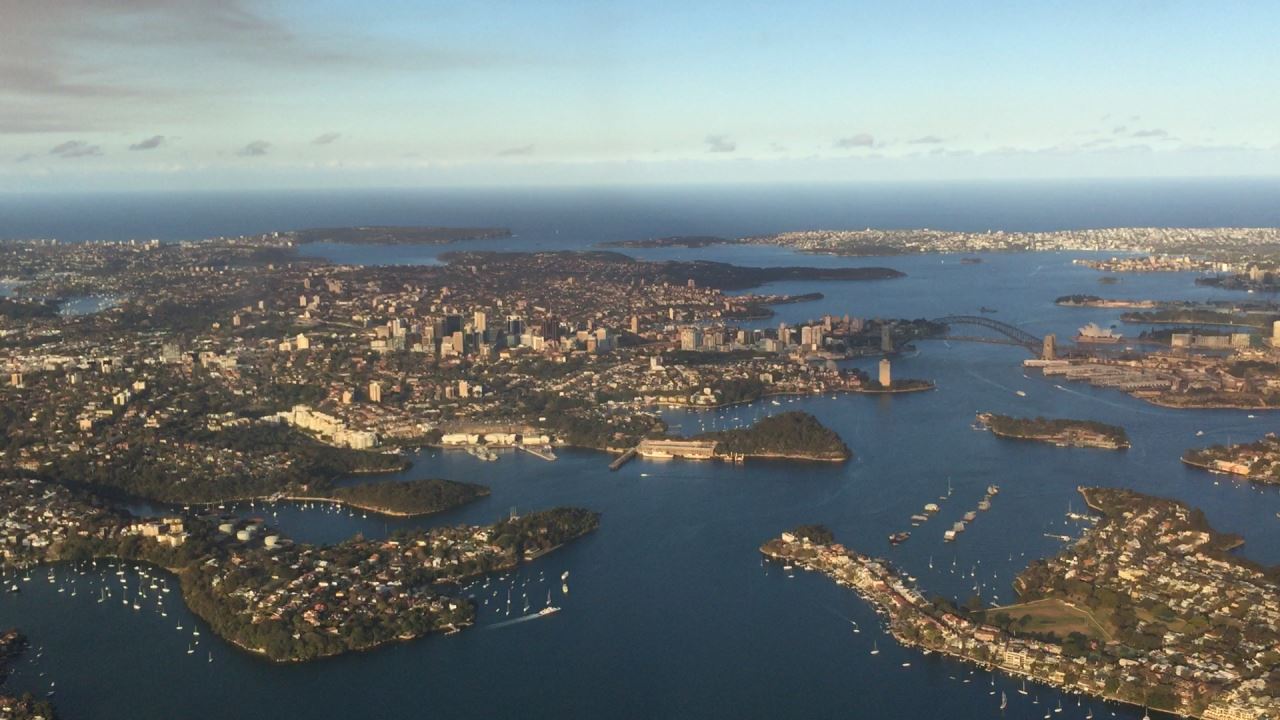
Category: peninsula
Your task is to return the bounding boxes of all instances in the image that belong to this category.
[0,629,58,720]
[695,411,852,462]
[319,478,490,517]
[634,412,851,463]
[762,487,1279,720]
[1055,294,1161,309]
[2,477,597,663]
[742,227,1280,257]
[975,413,1130,450]
[1182,433,1280,483]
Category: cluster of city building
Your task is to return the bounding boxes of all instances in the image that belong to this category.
[1182,433,1280,483]
[0,479,119,567]
[763,487,1280,720]
[746,227,1280,256]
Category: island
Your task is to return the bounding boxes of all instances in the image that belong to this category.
[761,487,1280,720]
[286,226,512,245]
[975,413,1130,449]
[1182,433,1280,483]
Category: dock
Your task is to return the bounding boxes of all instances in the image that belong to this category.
[517,445,558,462]
[609,448,638,471]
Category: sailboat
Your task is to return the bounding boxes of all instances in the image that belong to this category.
[870,641,879,655]
[1000,692,1007,711]
[1018,680,1028,695]
[186,644,194,655]
[537,589,561,617]
[1054,698,1062,713]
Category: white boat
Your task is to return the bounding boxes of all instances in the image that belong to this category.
[1000,692,1007,710]
[870,642,879,655]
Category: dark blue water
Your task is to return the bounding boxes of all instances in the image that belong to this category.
[3,185,1280,719]
[3,178,1280,245]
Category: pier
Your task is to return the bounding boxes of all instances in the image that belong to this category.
[517,445,558,462]
[608,448,638,471]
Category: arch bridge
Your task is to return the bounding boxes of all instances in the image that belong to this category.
[931,315,1044,354]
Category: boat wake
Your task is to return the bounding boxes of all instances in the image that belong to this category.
[964,369,1015,395]
[1049,381,1166,417]
[486,613,552,630]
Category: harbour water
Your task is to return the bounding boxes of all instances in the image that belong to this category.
[2,183,1279,718]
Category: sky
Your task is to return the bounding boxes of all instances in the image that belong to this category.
[2,0,1279,192]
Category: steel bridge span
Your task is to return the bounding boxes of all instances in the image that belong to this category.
[930,315,1044,353]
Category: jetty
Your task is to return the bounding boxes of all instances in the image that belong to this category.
[609,448,638,471]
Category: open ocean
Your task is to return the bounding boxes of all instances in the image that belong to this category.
[2,179,1279,719]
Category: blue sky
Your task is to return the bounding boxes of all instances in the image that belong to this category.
[2,0,1278,191]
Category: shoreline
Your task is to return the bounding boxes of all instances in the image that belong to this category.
[761,540,1206,720]
[171,487,485,519]
[984,428,1128,450]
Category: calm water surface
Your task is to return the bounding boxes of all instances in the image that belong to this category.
[3,186,1280,719]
